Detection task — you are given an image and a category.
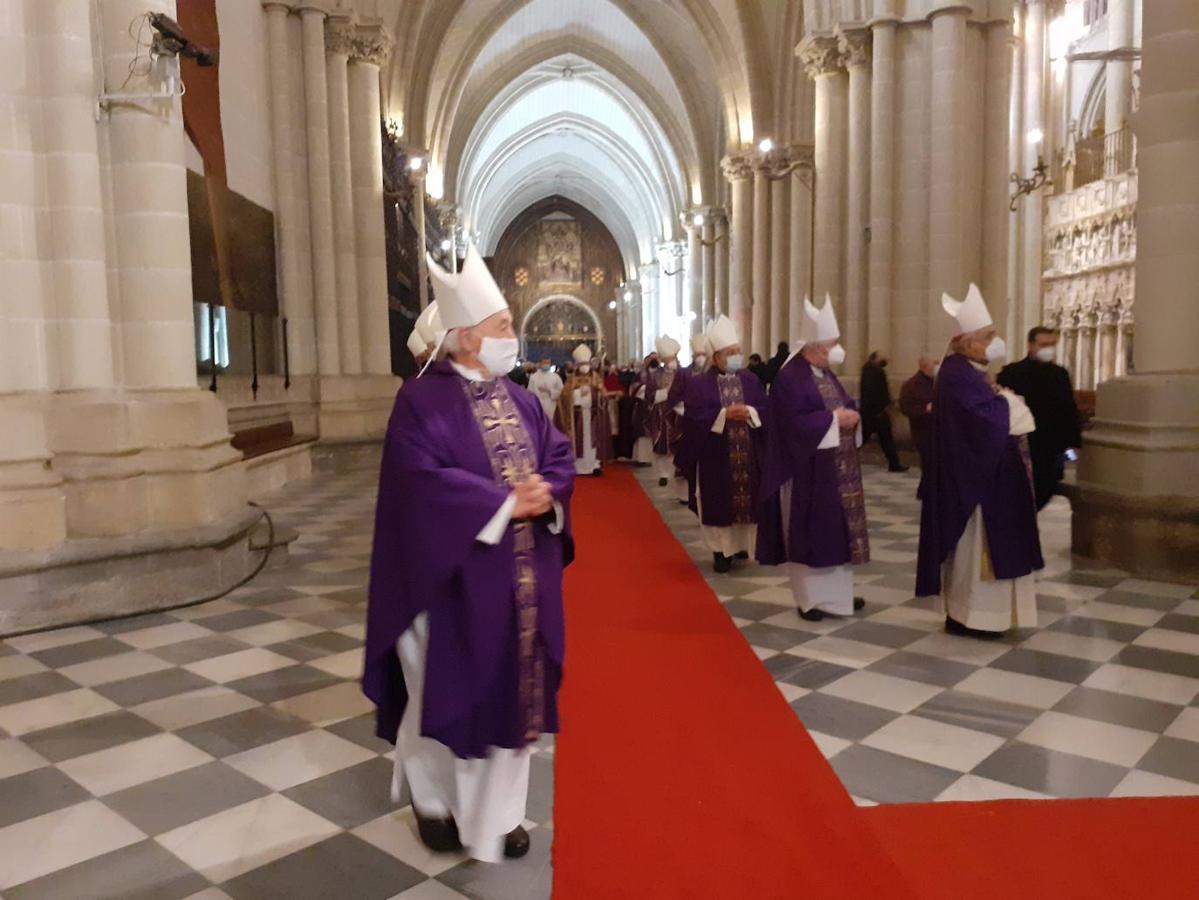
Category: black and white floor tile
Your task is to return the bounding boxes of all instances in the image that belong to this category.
[1,454,1196,898]
[636,462,1199,807]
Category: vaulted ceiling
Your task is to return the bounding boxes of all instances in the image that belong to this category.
[342,0,809,270]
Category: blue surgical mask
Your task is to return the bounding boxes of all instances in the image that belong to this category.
[724,354,744,373]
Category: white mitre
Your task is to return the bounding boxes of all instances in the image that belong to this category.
[572,344,593,364]
[414,301,444,347]
[706,314,740,353]
[655,335,681,358]
[942,282,993,335]
[426,242,508,330]
[690,334,708,355]
[406,327,426,357]
[797,294,840,347]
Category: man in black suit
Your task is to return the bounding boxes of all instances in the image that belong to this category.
[998,326,1083,510]
[860,351,908,472]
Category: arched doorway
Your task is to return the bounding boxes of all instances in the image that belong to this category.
[521,294,603,366]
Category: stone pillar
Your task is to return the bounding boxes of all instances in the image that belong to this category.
[751,156,772,355]
[802,37,847,308]
[928,8,968,350]
[263,2,312,376]
[1073,1,1199,580]
[868,19,897,358]
[769,158,791,351]
[789,157,814,341]
[686,217,702,334]
[842,28,872,366]
[325,13,361,374]
[1105,0,1135,134]
[347,23,393,376]
[299,4,340,376]
[1021,1,1047,347]
[982,19,1014,344]
[713,209,729,319]
[701,213,716,326]
[1006,21,1024,351]
[35,0,114,390]
[411,165,429,310]
[639,263,659,357]
[722,153,754,343]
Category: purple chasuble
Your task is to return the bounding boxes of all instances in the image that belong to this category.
[677,369,767,526]
[363,362,575,759]
[644,366,680,455]
[757,356,868,568]
[915,353,1043,597]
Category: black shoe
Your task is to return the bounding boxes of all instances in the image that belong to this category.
[415,811,463,854]
[889,465,910,473]
[853,597,865,612]
[713,553,732,574]
[593,468,603,476]
[945,616,1003,640]
[799,608,825,622]
[505,826,530,859]
[735,551,750,560]
[658,477,669,487]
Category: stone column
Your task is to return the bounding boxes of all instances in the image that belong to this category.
[842,28,872,366]
[701,213,716,326]
[802,37,847,309]
[982,20,1014,343]
[1105,0,1135,134]
[299,4,340,377]
[751,155,772,355]
[325,12,361,374]
[789,158,815,342]
[1021,0,1047,347]
[713,209,729,318]
[1006,22,1024,351]
[347,23,393,376]
[1073,0,1199,580]
[686,217,702,334]
[929,8,969,350]
[868,18,897,358]
[263,2,313,376]
[722,152,754,343]
[412,164,429,310]
[639,263,659,357]
[769,156,791,351]
[35,0,114,390]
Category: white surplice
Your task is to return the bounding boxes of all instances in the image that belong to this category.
[528,370,563,419]
[938,383,1039,632]
[572,386,599,475]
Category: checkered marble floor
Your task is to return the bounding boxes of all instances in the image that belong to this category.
[2,456,1197,900]
[635,462,1199,807]
[0,455,554,900]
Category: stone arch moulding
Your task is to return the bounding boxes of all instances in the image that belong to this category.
[521,293,604,353]
[1080,68,1107,137]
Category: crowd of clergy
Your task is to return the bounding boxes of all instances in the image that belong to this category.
[372,242,1060,865]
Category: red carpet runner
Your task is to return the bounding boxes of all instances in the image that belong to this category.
[552,466,1199,898]
[553,467,915,899]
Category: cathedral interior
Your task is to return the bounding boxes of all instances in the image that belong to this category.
[0,0,1196,897]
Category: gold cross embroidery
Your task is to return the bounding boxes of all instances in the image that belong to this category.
[482,399,524,446]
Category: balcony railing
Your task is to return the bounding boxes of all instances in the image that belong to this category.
[1073,126,1136,189]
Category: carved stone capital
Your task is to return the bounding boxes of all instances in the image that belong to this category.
[720,151,755,182]
[325,12,358,56]
[837,28,873,69]
[345,20,393,66]
[798,36,844,78]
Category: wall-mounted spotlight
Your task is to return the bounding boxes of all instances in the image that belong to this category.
[758,138,774,153]
[608,300,617,310]
[692,213,705,227]
[408,156,425,172]
[623,290,633,303]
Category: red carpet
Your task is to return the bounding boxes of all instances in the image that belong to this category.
[553,466,916,899]
[552,466,1199,898]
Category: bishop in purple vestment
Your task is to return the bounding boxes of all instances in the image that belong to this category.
[665,335,709,503]
[644,335,683,487]
[916,284,1043,637]
[365,244,575,863]
[677,315,766,573]
[757,298,869,621]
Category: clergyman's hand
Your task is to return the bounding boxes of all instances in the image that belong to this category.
[513,474,553,519]
[725,404,751,423]
[835,407,860,430]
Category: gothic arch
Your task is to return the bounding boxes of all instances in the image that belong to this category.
[521,293,604,352]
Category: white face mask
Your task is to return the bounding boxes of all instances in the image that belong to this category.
[985,336,1007,363]
[932,364,941,378]
[828,344,847,367]
[693,354,706,368]
[1035,346,1056,363]
[578,364,590,374]
[666,359,678,370]
[724,354,744,373]
[477,336,519,377]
